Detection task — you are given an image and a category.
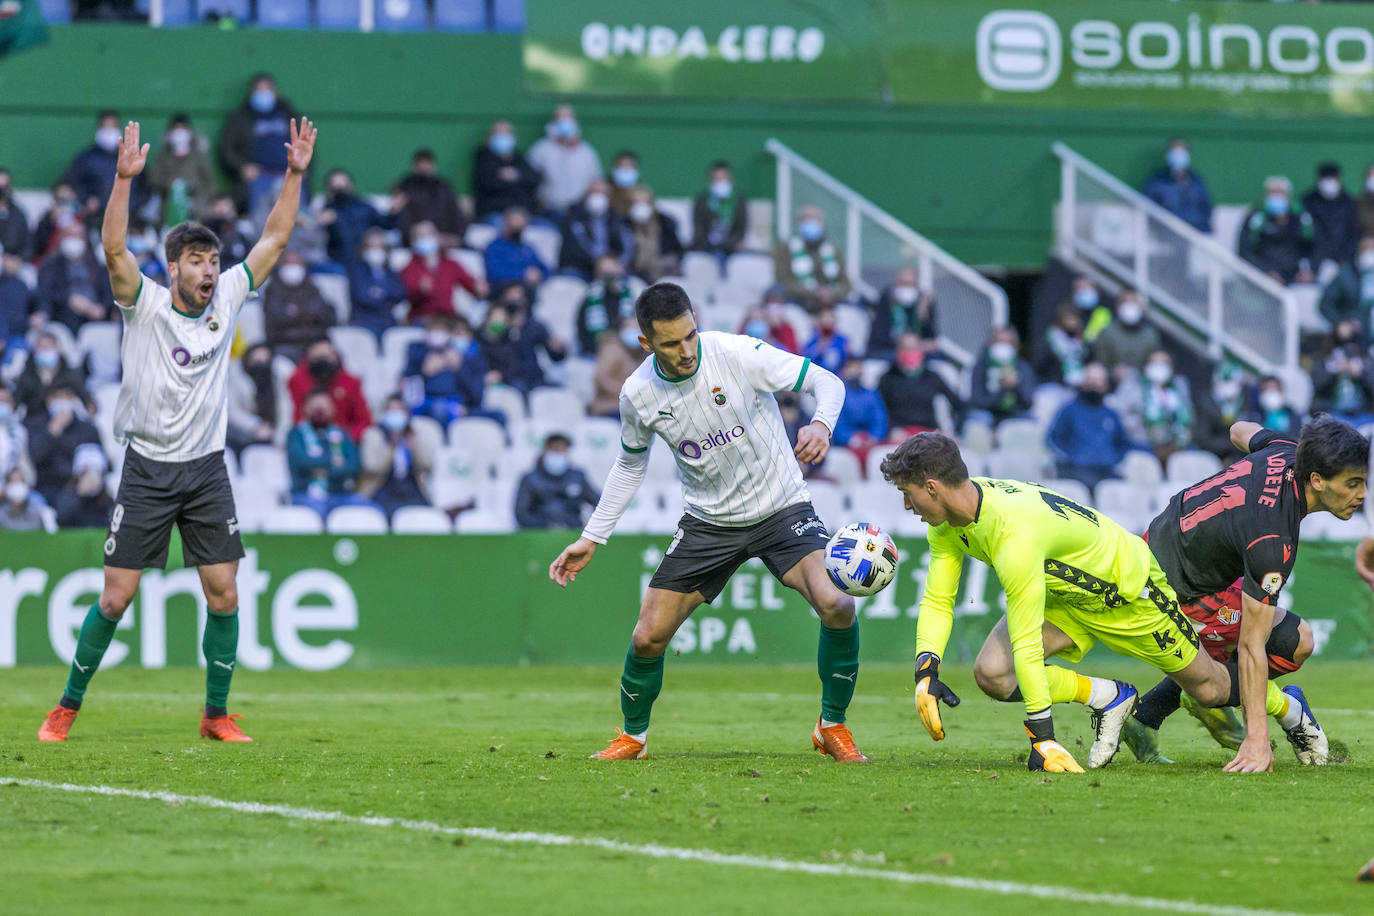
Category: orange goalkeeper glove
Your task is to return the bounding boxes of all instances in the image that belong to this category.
[1025,714,1084,773]
[914,652,961,740]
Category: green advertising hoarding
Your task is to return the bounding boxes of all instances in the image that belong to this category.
[0,532,1370,671]
[524,0,1374,118]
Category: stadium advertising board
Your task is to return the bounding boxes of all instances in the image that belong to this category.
[0,533,1367,669]
[524,0,1374,118]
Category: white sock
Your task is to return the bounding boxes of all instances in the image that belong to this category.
[1276,697,1302,730]
[625,730,647,743]
[1087,677,1119,711]
[820,718,840,729]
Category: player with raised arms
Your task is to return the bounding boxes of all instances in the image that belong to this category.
[548,283,867,761]
[1122,418,1366,769]
[38,117,317,743]
[881,431,1321,772]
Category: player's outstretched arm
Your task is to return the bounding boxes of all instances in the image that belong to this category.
[245,117,317,284]
[1223,594,1276,773]
[1229,420,1265,454]
[102,121,149,306]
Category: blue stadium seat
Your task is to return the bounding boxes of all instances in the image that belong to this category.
[375,0,428,32]
[196,0,250,20]
[150,0,194,26]
[491,0,525,32]
[40,0,70,24]
[434,0,484,32]
[258,0,311,29]
[317,0,361,30]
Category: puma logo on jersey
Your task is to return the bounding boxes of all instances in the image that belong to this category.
[657,408,675,419]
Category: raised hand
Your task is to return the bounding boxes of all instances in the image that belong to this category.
[285,117,317,175]
[116,121,149,179]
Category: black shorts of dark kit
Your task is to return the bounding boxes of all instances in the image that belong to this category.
[103,447,245,570]
[648,502,829,602]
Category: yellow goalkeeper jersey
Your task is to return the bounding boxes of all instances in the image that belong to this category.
[917,477,1157,715]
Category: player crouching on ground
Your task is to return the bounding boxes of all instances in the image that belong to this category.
[549,282,869,761]
[880,432,1322,773]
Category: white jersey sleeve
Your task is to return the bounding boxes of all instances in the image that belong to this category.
[116,273,155,326]
[217,262,255,320]
[735,337,814,395]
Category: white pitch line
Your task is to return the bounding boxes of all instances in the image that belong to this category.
[0,777,1325,916]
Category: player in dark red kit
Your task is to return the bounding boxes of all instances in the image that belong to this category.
[1122,417,1367,771]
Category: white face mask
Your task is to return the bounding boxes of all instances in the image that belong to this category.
[584,193,608,216]
[363,247,388,269]
[1359,251,1374,272]
[892,284,919,305]
[1145,362,1172,385]
[1319,177,1343,200]
[710,179,732,199]
[1117,302,1144,325]
[1366,175,1374,195]
[168,128,193,155]
[989,341,1015,363]
[1214,379,1242,401]
[629,201,654,224]
[426,330,451,349]
[4,481,28,505]
[542,453,570,476]
[95,126,121,152]
[277,264,306,286]
[1259,389,1286,412]
[60,236,86,260]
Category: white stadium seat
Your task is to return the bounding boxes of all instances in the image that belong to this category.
[482,385,528,425]
[380,326,426,379]
[328,325,379,376]
[984,448,1049,482]
[529,386,586,425]
[77,321,122,385]
[464,223,498,251]
[1122,450,1163,489]
[261,505,324,534]
[452,247,485,280]
[682,251,723,289]
[1165,450,1222,486]
[390,506,454,534]
[821,447,862,486]
[408,414,446,452]
[313,273,351,323]
[325,504,389,534]
[995,417,1047,453]
[448,416,507,456]
[240,444,290,499]
[523,224,562,269]
[724,252,775,295]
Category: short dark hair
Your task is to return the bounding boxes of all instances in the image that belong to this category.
[96,109,119,123]
[544,432,572,449]
[1318,161,1342,178]
[614,150,639,163]
[164,221,221,264]
[249,72,275,87]
[413,148,435,162]
[1296,416,1368,486]
[168,112,191,128]
[879,432,970,488]
[635,282,693,337]
[709,160,731,173]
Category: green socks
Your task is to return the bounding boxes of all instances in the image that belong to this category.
[818,621,860,724]
[61,603,120,709]
[619,648,664,735]
[203,608,240,716]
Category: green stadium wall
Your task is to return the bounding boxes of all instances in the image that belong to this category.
[7,26,1374,268]
[0,531,1368,670]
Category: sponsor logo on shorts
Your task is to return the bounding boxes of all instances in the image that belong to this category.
[104,536,116,556]
[171,344,218,368]
[1261,571,1284,596]
[791,516,826,537]
[227,517,239,536]
[677,425,746,459]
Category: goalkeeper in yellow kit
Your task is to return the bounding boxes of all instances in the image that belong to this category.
[881,432,1305,772]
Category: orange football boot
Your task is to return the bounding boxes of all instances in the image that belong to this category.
[812,718,869,762]
[590,728,647,759]
[38,706,78,742]
[200,713,253,742]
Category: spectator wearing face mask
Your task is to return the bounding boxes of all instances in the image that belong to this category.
[607,150,645,217]
[25,383,99,505]
[969,326,1035,428]
[0,252,35,346]
[263,252,334,360]
[1069,276,1112,342]
[691,161,749,260]
[13,333,87,419]
[867,267,936,360]
[0,168,31,260]
[0,466,43,531]
[219,73,304,214]
[775,206,851,313]
[480,288,567,394]
[346,228,405,341]
[1302,161,1360,270]
[395,149,467,247]
[317,168,394,269]
[832,358,888,464]
[1193,362,1251,460]
[359,394,434,520]
[400,220,487,323]
[1090,289,1161,376]
[483,206,550,296]
[739,295,800,354]
[36,224,110,334]
[473,121,541,224]
[558,180,633,281]
[0,385,33,482]
[147,113,217,228]
[124,220,168,287]
[288,339,372,442]
[1311,336,1374,425]
[33,182,81,264]
[1239,176,1315,285]
[590,317,645,418]
[1130,350,1195,463]
[1034,303,1089,389]
[62,109,149,220]
[626,186,682,283]
[1358,164,1374,239]
[575,256,633,356]
[1319,235,1374,345]
[1047,362,1133,491]
[802,307,849,375]
[287,389,375,521]
[528,105,603,220]
[402,315,490,425]
[227,344,286,454]
[204,194,252,269]
[55,442,113,529]
[1247,375,1301,437]
[1141,138,1213,233]
[514,432,599,530]
[879,333,963,436]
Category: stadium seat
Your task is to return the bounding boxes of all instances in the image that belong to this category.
[390,506,454,534]
[326,505,389,534]
[834,304,870,355]
[381,326,425,378]
[238,302,265,346]
[482,385,528,425]
[656,199,694,247]
[40,0,70,23]
[1122,450,1163,490]
[37,504,57,533]
[523,225,562,272]
[463,222,498,252]
[452,248,485,283]
[782,304,814,345]
[562,357,596,407]
[317,0,361,29]
[962,451,987,478]
[328,326,379,375]
[454,509,516,534]
[45,322,81,369]
[529,387,586,426]
[408,414,445,453]
[724,252,775,295]
[240,445,290,499]
[257,0,311,28]
[682,251,723,290]
[995,417,1047,453]
[1165,450,1222,486]
[312,274,351,323]
[1094,479,1153,534]
[233,484,280,531]
[1043,478,1093,508]
[196,0,250,20]
[431,447,487,507]
[78,322,122,386]
[821,447,862,486]
[985,448,1048,482]
[960,421,994,456]
[448,416,507,455]
[863,447,890,482]
[491,0,525,32]
[1032,385,1072,428]
[375,0,428,31]
[261,505,324,534]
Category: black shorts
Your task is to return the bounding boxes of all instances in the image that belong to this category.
[104,447,245,571]
[649,502,829,602]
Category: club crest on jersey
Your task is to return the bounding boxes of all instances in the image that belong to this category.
[677,425,746,459]
[208,319,220,332]
[711,386,726,406]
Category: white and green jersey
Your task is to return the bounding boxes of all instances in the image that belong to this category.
[582,331,844,541]
[112,263,254,462]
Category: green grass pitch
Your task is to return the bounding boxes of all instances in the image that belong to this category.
[2,661,1372,915]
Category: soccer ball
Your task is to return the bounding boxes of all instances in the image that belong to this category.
[824,523,899,597]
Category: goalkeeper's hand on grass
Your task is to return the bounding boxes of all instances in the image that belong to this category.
[914,652,960,740]
[1024,715,1084,773]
